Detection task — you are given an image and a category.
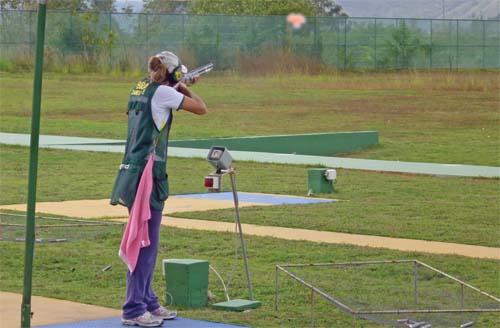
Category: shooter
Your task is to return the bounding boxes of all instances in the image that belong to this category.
[110,51,209,327]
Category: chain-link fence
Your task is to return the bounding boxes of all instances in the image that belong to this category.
[0,10,498,71]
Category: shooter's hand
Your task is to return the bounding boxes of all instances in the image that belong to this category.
[185,76,199,86]
[176,82,193,97]
[189,76,200,85]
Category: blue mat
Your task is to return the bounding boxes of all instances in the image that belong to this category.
[175,192,334,205]
[37,317,246,328]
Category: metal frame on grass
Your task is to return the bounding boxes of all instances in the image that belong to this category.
[274,260,500,327]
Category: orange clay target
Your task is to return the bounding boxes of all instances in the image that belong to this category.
[286,13,306,29]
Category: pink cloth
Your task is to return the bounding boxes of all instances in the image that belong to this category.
[119,155,155,273]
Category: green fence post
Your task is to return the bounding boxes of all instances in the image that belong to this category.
[108,12,112,70]
[29,10,33,53]
[334,17,339,68]
[429,19,433,69]
[313,16,318,59]
[448,20,453,70]
[215,15,220,67]
[482,19,486,68]
[343,18,347,70]
[456,19,459,70]
[145,13,149,55]
[283,15,287,49]
[69,11,73,42]
[181,14,185,50]
[21,1,46,327]
[374,18,377,69]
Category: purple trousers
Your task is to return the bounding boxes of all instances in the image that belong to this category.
[122,207,162,319]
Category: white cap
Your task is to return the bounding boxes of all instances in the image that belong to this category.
[153,51,187,74]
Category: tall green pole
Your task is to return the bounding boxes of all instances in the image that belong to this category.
[21,1,47,327]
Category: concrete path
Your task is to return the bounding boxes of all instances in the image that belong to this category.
[2,132,498,178]
[2,197,498,260]
[149,217,500,261]
[0,291,119,327]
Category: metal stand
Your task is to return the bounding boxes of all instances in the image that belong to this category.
[228,169,254,300]
[211,168,261,311]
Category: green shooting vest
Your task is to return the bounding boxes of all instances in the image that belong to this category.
[110,78,173,210]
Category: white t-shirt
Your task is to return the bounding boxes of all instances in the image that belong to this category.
[151,85,184,131]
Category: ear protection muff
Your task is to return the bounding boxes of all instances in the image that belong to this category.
[168,64,183,83]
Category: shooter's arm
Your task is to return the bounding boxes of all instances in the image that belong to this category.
[177,83,207,115]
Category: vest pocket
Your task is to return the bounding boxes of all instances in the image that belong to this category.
[153,174,169,204]
[150,163,168,209]
[110,164,142,208]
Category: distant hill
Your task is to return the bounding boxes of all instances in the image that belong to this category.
[336,0,499,19]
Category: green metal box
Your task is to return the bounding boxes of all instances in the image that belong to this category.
[163,259,209,308]
[308,168,334,194]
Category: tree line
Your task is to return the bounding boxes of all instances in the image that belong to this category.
[0,0,348,17]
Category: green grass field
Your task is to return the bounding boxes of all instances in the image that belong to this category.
[0,224,498,327]
[0,71,498,165]
[0,70,499,327]
[1,144,498,248]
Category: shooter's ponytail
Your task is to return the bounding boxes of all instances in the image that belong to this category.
[148,56,167,83]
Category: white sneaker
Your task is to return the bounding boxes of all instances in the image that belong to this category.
[151,305,177,320]
[121,311,163,327]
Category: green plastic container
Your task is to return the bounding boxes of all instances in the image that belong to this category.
[308,168,334,194]
[163,259,209,308]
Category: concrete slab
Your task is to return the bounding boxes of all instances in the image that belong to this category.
[0,197,263,219]
[0,291,119,327]
[0,292,245,328]
[0,193,332,219]
[2,132,498,178]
